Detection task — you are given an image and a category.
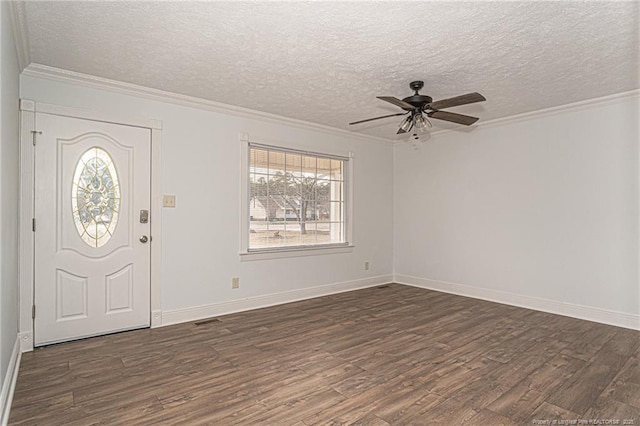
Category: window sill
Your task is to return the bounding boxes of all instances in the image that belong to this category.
[240,245,354,261]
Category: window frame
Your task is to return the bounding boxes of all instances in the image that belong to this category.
[239,133,354,260]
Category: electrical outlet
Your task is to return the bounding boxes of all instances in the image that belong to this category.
[232,277,240,289]
[163,195,176,208]
[364,261,370,270]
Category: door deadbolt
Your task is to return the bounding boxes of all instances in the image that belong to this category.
[140,210,149,223]
[139,235,149,243]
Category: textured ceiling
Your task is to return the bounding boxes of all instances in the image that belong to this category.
[20,1,640,140]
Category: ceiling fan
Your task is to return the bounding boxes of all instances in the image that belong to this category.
[349,81,486,138]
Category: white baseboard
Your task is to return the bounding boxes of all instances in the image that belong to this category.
[151,310,162,328]
[161,275,393,326]
[1,336,22,426]
[394,274,640,331]
[17,332,32,353]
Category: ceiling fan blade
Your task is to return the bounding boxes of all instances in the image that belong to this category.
[428,110,479,126]
[377,96,415,110]
[429,92,486,110]
[349,112,408,125]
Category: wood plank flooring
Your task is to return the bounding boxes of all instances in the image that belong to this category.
[9,284,640,425]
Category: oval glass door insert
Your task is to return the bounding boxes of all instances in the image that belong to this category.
[72,147,121,248]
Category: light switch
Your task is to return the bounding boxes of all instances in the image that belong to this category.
[163,195,176,208]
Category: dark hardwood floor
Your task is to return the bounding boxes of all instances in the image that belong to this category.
[9,284,640,425]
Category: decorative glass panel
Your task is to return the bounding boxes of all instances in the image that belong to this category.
[72,147,120,248]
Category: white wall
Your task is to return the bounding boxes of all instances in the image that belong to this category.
[20,73,394,322]
[16,67,639,338]
[394,94,639,325]
[0,0,21,413]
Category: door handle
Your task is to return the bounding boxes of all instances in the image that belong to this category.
[139,235,149,243]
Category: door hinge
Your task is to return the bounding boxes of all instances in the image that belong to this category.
[31,130,42,146]
[32,305,36,319]
[32,218,36,232]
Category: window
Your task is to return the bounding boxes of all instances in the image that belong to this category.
[247,143,348,252]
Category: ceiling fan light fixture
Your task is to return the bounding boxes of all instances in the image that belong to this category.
[410,112,433,142]
[398,115,414,133]
[414,112,432,131]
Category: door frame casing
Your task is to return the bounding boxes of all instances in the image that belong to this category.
[18,99,163,351]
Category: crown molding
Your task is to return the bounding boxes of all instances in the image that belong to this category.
[7,0,30,71]
[22,64,394,145]
[474,89,640,131]
[426,89,640,141]
[21,65,637,145]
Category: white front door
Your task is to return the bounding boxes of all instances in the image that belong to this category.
[34,113,151,346]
